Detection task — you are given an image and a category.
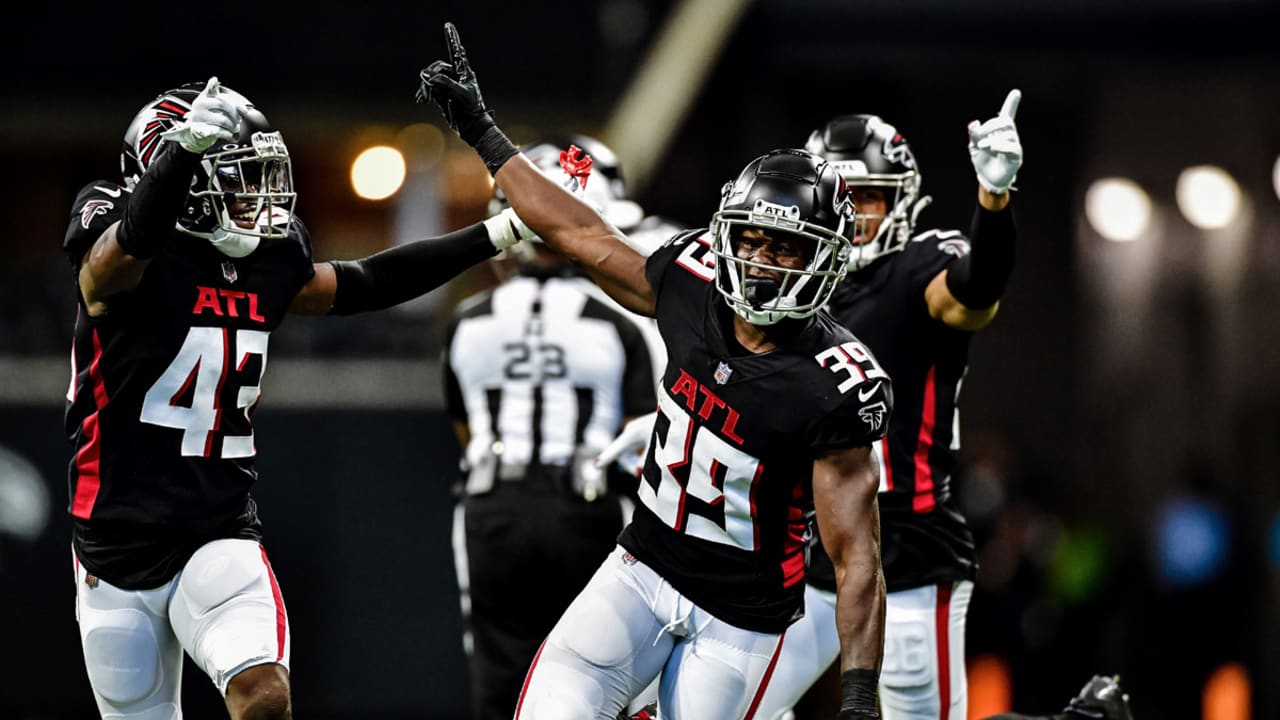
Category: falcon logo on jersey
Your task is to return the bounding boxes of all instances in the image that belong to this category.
[858,401,887,433]
[714,361,733,385]
[938,238,971,257]
[80,200,113,229]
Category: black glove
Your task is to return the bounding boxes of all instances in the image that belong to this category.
[836,712,880,720]
[416,22,517,175]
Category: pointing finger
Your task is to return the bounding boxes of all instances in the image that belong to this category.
[204,76,221,97]
[1000,88,1022,120]
[444,22,473,82]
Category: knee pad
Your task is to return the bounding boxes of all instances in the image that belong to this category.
[177,540,264,617]
[82,609,163,705]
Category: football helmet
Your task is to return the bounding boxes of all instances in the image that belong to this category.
[805,114,927,270]
[120,83,296,257]
[709,149,855,325]
[490,133,644,233]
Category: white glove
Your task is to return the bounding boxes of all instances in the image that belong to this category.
[161,76,241,154]
[967,89,1023,194]
[481,206,534,251]
[595,411,657,477]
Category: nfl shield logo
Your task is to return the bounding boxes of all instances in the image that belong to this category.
[714,361,733,385]
[222,261,238,284]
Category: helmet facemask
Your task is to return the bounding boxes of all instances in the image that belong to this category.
[184,131,297,258]
[711,196,852,326]
[830,166,921,271]
[807,115,927,271]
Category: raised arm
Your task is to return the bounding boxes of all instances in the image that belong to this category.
[80,78,239,315]
[415,22,654,316]
[812,444,886,720]
[925,88,1022,332]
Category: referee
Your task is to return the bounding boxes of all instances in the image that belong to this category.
[443,139,660,720]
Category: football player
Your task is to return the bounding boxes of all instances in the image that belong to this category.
[749,100,1021,720]
[420,23,891,720]
[63,77,533,719]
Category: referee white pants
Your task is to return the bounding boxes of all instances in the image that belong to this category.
[515,545,788,720]
[753,580,973,720]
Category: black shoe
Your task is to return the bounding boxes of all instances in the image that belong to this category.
[1063,675,1134,720]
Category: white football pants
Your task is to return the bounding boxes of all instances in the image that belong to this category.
[74,538,290,719]
[753,580,973,720]
[515,545,788,720]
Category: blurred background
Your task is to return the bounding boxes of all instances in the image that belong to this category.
[2,0,1279,717]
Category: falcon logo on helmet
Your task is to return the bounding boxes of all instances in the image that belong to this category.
[120,82,296,258]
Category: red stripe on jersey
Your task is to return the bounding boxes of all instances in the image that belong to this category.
[935,582,954,720]
[743,631,787,719]
[514,640,547,719]
[749,461,765,550]
[71,330,109,519]
[259,545,287,661]
[204,328,231,457]
[880,436,893,491]
[912,364,937,514]
[780,480,806,587]
[669,415,695,532]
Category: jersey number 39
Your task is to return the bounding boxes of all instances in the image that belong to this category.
[639,389,763,550]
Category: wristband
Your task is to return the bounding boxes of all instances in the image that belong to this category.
[481,207,533,251]
[474,126,519,176]
[838,668,880,719]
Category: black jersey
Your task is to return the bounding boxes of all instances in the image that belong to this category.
[617,231,892,633]
[62,180,315,589]
[809,229,978,594]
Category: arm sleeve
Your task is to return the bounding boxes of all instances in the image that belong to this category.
[943,205,1016,309]
[115,143,202,259]
[328,223,498,315]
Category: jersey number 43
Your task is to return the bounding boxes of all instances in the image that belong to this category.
[140,327,268,458]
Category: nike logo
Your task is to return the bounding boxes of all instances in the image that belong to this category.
[94,185,122,197]
[857,383,880,402]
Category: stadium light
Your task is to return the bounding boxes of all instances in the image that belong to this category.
[351,146,407,201]
[1084,178,1152,242]
[1176,165,1241,230]
[1273,154,1280,203]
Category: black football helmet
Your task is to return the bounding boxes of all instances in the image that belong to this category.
[805,114,926,270]
[709,149,855,325]
[120,83,296,257]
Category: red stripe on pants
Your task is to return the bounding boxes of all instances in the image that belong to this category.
[514,640,547,719]
[259,546,287,661]
[743,631,786,720]
[935,582,954,720]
